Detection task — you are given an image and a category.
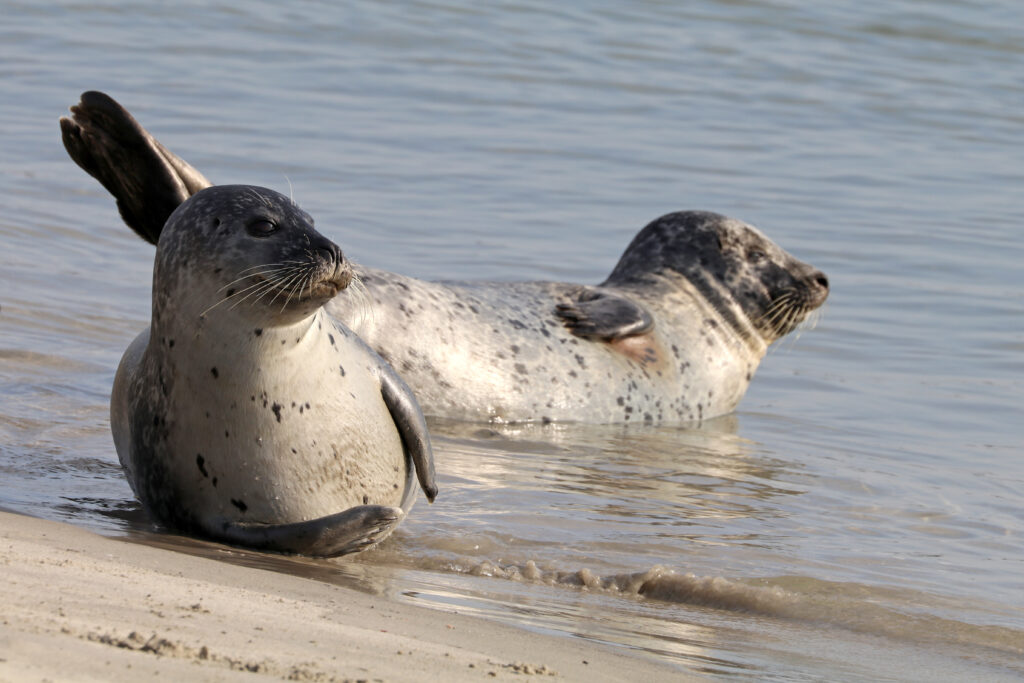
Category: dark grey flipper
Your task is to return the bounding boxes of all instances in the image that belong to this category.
[377,363,438,504]
[59,91,209,245]
[213,505,403,557]
[555,289,655,341]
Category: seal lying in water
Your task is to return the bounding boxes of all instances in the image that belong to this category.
[62,91,829,425]
[108,183,437,556]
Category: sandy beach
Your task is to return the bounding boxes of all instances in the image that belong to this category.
[0,511,681,682]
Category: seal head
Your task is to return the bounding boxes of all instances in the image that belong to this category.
[603,211,829,344]
[153,185,352,327]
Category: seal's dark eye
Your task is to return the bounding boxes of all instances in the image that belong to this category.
[247,219,278,237]
[748,249,766,262]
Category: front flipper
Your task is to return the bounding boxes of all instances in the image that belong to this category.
[555,289,654,341]
[213,505,403,557]
[59,90,211,245]
[378,363,438,505]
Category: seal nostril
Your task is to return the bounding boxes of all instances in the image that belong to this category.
[816,274,829,290]
[316,244,341,265]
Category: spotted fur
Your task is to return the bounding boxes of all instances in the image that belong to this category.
[65,92,828,426]
[110,186,436,556]
[327,211,828,424]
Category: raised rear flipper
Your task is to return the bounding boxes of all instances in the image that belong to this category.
[60,90,210,244]
[214,505,403,557]
[555,289,654,341]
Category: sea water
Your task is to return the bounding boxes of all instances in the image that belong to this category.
[1,1,1022,679]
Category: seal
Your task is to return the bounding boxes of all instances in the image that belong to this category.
[108,183,437,556]
[331,210,828,424]
[62,91,829,425]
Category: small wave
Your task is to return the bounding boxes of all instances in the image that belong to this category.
[437,559,1024,659]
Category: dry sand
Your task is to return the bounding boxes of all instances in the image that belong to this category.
[0,511,683,682]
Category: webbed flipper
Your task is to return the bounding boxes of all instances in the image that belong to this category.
[378,362,438,505]
[555,289,654,341]
[59,90,211,245]
[214,505,403,557]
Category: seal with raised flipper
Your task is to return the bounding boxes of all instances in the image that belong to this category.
[109,183,437,556]
[62,91,829,425]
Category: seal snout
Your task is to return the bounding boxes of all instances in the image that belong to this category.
[316,241,343,268]
[325,263,353,294]
[806,269,830,308]
[310,238,352,296]
[784,266,829,313]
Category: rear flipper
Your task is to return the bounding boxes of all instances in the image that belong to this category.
[211,505,403,557]
[59,90,211,244]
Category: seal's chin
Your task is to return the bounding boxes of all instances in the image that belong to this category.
[308,279,344,299]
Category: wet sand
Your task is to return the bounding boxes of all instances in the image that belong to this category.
[0,511,682,682]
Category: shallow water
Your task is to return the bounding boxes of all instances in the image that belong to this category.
[2,1,1023,680]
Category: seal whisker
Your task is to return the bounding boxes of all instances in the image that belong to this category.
[755,289,806,338]
[762,304,797,353]
[284,175,295,204]
[217,265,299,293]
[221,265,309,312]
[773,306,812,350]
[344,271,375,329]
[790,306,822,344]
[245,186,274,209]
[290,271,317,312]
[279,268,315,311]
[273,264,316,305]
[759,303,788,329]
[263,267,309,308]
[233,262,294,276]
[202,274,291,317]
[777,307,802,338]
[228,277,293,312]
[804,306,824,331]
[757,295,792,331]
[247,276,294,308]
[759,291,793,316]
[784,302,811,338]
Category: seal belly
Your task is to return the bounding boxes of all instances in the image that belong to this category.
[159,333,406,525]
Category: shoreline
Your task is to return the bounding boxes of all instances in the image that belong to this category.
[0,510,684,681]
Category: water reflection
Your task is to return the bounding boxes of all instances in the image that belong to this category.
[399,417,807,566]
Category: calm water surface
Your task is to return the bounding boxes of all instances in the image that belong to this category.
[2,1,1022,680]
